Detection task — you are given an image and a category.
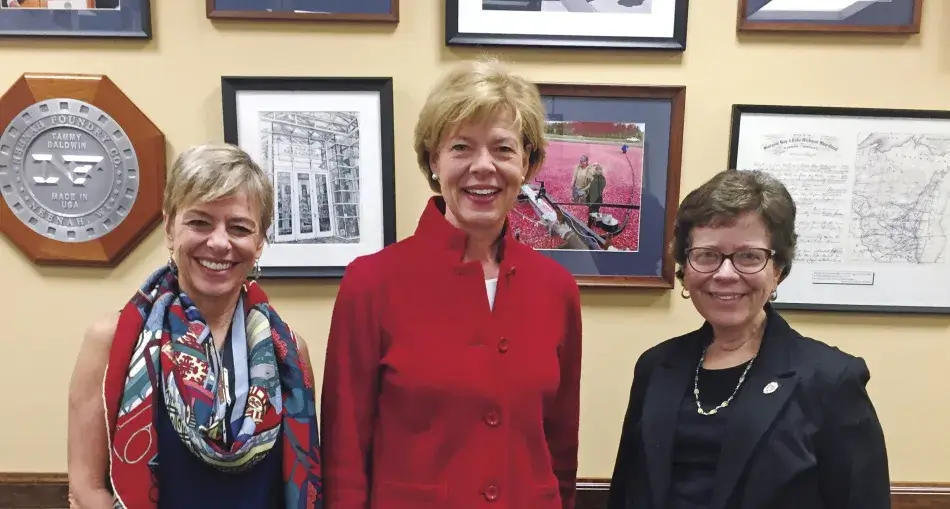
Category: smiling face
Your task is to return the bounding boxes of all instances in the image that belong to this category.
[165,191,264,301]
[683,212,782,333]
[429,112,528,234]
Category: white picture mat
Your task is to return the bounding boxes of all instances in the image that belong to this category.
[760,0,884,9]
[456,0,677,39]
[749,0,890,21]
[733,111,950,310]
[234,89,385,268]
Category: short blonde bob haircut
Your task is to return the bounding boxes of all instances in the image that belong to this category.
[163,143,275,236]
[414,57,548,193]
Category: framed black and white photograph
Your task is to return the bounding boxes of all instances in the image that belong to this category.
[221,76,396,278]
[508,83,685,288]
[0,0,150,38]
[737,0,922,34]
[445,0,690,51]
[207,0,397,22]
[729,104,950,314]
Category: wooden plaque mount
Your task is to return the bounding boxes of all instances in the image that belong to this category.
[0,73,165,267]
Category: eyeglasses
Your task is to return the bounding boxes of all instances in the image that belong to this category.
[685,247,774,274]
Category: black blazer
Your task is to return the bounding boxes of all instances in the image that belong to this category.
[607,304,891,509]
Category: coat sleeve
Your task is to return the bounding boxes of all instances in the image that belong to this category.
[607,349,652,509]
[320,257,383,509]
[544,278,583,509]
[815,356,891,509]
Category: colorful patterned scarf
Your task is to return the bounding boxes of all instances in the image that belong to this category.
[102,264,323,509]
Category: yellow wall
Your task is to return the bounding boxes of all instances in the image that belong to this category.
[1,0,948,482]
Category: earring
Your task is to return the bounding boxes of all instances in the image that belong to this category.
[251,259,261,280]
[681,287,690,299]
[770,289,778,301]
[431,173,438,181]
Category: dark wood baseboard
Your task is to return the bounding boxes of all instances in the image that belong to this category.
[0,474,69,509]
[2,473,947,508]
[572,479,950,509]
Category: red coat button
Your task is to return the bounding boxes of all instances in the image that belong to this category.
[498,338,509,353]
[484,485,499,501]
[485,411,500,426]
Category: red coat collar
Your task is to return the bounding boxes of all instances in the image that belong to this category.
[414,195,519,263]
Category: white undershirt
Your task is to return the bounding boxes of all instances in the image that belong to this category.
[485,278,498,310]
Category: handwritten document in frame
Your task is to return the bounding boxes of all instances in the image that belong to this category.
[728,104,950,314]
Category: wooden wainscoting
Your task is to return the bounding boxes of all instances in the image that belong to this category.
[573,479,950,509]
[0,474,69,509]
[1,473,947,508]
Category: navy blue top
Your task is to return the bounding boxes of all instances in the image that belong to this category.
[154,328,284,509]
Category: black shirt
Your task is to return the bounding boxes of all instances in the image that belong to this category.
[667,361,751,509]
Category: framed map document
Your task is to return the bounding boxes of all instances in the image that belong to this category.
[729,104,950,314]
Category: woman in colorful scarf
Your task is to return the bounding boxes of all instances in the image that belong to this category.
[66,144,323,509]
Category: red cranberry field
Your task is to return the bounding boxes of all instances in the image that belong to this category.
[508,138,644,251]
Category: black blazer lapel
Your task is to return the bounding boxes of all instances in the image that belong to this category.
[709,306,799,509]
[640,330,705,509]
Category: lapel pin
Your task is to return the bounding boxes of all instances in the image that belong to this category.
[763,381,779,394]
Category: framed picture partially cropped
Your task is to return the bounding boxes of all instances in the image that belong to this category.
[507,83,685,288]
[737,0,922,34]
[0,0,151,38]
[446,0,690,51]
[207,0,398,22]
[728,103,950,314]
[221,76,397,278]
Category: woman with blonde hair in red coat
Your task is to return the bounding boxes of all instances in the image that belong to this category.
[321,57,584,509]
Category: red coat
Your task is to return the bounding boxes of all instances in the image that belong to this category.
[321,196,583,509]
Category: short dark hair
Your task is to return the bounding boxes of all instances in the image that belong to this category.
[671,169,797,283]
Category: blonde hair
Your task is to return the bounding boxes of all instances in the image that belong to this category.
[163,143,274,235]
[413,57,548,193]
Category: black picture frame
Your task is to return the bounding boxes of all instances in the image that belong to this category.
[206,0,398,22]
[222,76,397,279]
[728,103,950,315]
[0,0,151,38]
[511,83,685,289]
[445,0,690,51]
[737,0,922,34]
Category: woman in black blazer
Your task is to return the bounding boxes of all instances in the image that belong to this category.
[608,169,891,509]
